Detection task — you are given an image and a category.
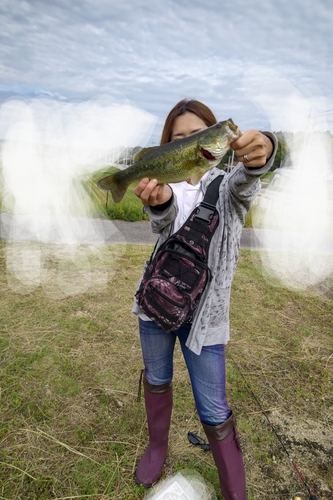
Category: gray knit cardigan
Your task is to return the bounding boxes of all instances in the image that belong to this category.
[132,132,278,354]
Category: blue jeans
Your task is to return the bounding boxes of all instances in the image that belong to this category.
[139,318,231,426]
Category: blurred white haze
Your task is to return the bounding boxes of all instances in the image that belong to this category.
[0,94,156,298]
[0,69,333,296]
[243,67,333,290]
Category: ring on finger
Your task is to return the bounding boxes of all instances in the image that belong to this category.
[243,154,249,163]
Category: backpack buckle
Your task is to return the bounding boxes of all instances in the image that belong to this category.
[194,202,215,223]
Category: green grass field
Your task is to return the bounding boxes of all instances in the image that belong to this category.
[84,167,149,222]
[1,242,332,500]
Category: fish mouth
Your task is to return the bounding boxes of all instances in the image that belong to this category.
[201,147,225,163]
[200,148,217,161]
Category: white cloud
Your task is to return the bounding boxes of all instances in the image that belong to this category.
[0,0,332,140]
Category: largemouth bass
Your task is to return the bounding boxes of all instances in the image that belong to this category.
[97,118,241,203]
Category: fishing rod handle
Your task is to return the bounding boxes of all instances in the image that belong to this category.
[310,495,319,500]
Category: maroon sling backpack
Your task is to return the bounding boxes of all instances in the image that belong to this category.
[135,175,224,332]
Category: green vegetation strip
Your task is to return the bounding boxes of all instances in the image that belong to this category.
[86,167,149,222]
[86,167,258,226]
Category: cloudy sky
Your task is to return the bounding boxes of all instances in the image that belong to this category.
[1,0,332,143]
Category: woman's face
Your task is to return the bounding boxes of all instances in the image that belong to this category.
[170,112,208,142]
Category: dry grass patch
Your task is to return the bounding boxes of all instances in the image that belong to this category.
[0,243,332,499]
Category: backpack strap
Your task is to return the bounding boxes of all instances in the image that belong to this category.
[204,173,225,204]
[174,174,224,252]
[193,174,224,224]
[150,174,224,260]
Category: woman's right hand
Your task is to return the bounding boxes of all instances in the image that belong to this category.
[134,178,173,206]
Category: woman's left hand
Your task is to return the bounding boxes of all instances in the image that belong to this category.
[231,130,273,167]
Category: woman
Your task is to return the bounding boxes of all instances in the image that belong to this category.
[132,99,277,500]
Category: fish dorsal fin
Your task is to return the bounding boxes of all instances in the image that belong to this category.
[133,146,158,163]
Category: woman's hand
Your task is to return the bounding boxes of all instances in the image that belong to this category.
[231,130,273,167]
[134,178,173,206]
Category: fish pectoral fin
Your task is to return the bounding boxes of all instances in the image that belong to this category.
[133,146,158,162]
[190,172,205,185]
[178,160,205,186]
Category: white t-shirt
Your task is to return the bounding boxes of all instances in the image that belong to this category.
[169,177,205,232]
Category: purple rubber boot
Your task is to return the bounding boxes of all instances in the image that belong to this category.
[202,412,248,500]
[136,376,172,487]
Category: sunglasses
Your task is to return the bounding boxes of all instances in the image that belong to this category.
[187,432,211,451]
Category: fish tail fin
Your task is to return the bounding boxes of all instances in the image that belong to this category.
[97,173,127,204]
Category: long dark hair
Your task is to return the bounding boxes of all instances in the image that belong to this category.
[160,99,217,145]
